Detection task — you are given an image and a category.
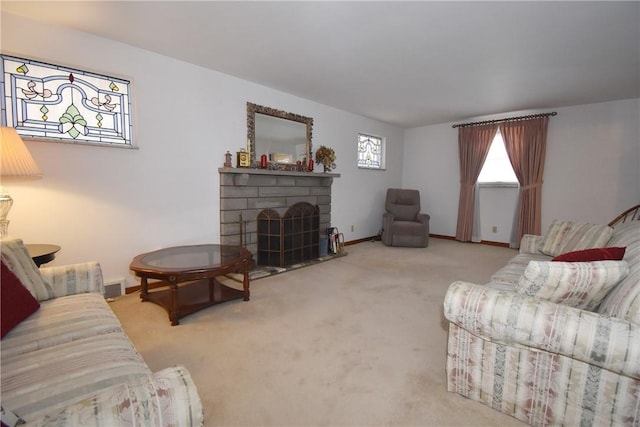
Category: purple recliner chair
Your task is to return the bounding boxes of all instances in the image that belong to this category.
[381,188,430,247]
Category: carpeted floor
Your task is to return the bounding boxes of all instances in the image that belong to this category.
[110,238,527,426]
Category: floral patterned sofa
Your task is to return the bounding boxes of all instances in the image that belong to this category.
[444,209,640,426]
[1,237,204,426]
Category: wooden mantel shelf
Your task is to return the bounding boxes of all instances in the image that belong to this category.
[218,167,340,178]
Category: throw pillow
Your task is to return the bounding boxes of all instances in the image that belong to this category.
[1,260,40,338]
[515,260,629,311]
[552,247,626,262]
[538,220,613,257]
[0,237,54,301]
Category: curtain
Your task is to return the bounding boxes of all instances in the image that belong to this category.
[500,117,549,248]
[455,124,497,242]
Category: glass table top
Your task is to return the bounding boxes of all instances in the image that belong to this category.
[137,244,247,270]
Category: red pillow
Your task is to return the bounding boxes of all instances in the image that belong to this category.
[552,247,626,262]
[1,260,40,338]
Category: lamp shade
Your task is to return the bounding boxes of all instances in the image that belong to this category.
[1,127,41,177]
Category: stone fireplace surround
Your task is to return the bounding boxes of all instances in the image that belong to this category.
[219,168,340,260]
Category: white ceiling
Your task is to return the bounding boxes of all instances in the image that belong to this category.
[3,1,639,128]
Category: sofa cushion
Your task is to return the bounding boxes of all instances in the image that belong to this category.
[598,221,640,324]
[0,238,54,301]
[1,332,151,421]
[515,260,629,311]
[552,247,626,262]
[1,293,123,358]
[1,260,40,338]
[488,252,551,290]
[538,220,613,257]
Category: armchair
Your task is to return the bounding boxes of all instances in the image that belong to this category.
[382,188,430,247]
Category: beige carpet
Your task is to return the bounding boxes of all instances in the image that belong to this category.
[110,238,527,427]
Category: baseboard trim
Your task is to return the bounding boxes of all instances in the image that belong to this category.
[429,234,455,241]
[428,234,510,247]
[345,236,379,246]
[126,281,162,294]
[479,240,510,248]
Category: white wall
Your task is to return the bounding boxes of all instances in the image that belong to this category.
[477,185,519,242]
[403,99,640,241]
[1,12,404,288]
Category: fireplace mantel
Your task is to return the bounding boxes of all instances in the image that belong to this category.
[219,168,339,258]
[218,167,340,180]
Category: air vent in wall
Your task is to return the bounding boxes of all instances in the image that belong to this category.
[104,281,123,299]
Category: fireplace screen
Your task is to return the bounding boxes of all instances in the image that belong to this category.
[257,202,320,267]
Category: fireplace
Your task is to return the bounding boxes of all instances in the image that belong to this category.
[219,168,339,261]
[257,202,319,267]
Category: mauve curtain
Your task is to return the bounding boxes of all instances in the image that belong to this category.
[455,124,497,242]
[500,117,549,248]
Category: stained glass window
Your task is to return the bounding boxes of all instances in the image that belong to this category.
[1,54,133,147]
[357,133,384,169]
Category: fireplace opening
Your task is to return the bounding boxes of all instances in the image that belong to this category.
[257,202,320,267]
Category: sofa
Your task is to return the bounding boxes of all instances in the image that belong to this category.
[0,237,204,426]
[444,213,640,426]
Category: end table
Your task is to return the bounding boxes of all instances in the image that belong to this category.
[26,244,61,267]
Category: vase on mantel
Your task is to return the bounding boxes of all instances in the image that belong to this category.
[323,164,331,173]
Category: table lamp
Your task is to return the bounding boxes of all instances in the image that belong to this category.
[0,127,42,237]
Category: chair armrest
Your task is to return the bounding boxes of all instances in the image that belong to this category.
[39,262,104,297]
[26,366,204,426]
[416,212,430,224]
[444,281,640,379]
[382,212,394,232]
[519,234,542,254]
[382,211,397,246]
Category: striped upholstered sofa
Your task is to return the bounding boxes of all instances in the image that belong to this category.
[444,213,639,426]
[1,237,204,426]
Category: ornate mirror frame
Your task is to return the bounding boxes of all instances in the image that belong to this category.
[247,102,313,171]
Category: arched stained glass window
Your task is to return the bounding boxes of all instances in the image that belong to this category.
[1,54,133,147]
[357,133,384,169]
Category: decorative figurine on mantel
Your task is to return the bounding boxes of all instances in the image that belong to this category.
[224,151,232,168]
[315,146,336,172]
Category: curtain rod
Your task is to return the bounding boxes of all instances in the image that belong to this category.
[452,112,557,128]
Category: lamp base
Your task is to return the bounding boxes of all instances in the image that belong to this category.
[0,219,9,238]
[0,193,14,238]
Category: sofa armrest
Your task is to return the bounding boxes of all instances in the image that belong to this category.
[519,234,542,254]
[39,262,104,297]
[26,366,204,427]
[444,281,640,379]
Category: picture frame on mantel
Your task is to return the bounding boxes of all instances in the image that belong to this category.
[236,150,250,168]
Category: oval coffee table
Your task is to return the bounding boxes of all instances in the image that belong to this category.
[130,244,253,325]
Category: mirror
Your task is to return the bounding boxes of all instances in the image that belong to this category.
[247,102,313,170]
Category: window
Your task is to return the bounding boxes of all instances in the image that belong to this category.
[477,129,518,183]
[357,133,384,169]
[1,54,133,147]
